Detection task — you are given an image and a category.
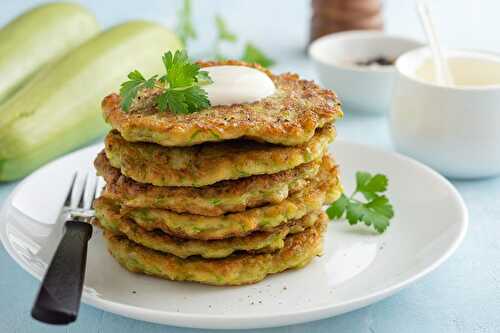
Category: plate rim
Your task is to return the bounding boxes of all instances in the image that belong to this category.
[0,140,468,329]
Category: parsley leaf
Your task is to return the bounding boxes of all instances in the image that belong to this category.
[241,42,275,68]
[119,71,158,111]
[326,193,349,219]
[327,172,394,234]
[158,86,210,114]
[162,50,199,88]
[213,15,237,59]
[355,171,388,200]
[119,50,212,114]
[177,0,196,47]
[196,70,214,85]
[215,15,237,43]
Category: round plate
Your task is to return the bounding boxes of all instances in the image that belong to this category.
[0,141,468,329]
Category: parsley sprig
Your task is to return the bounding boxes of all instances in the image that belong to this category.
[327,172,394,233]
[212,15,275,67]
[215,14,238,43]
[119,50,213,114]
[213,14,238,60]
[175,1,275,68]
[177,0,196,46]
[241,42,276,68]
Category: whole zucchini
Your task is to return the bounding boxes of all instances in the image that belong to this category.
[0,21,182,181]
[0,2,100,104]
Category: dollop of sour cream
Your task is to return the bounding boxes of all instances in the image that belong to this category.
[203,66,276,106]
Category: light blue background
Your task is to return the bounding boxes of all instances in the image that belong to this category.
[1,1,500,332]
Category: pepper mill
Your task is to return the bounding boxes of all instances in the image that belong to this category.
[310,0,384,43]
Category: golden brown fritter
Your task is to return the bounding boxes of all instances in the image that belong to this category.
[95,152,335,216]
[104,124,335,187]
[94,163,341,240]
[102,212,327,286]
[102,60,342,147]
[93,211,321,259]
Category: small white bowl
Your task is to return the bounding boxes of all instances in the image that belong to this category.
[309,31,422,114]
[390,47,500,179]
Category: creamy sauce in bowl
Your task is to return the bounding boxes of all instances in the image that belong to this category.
[397,48,500,89]
[416,56,500,87]
[203,65,276,106]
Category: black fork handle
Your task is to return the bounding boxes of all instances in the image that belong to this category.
[31,220,92,325]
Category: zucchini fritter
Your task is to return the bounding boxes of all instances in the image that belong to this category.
[94,165,340,240]
[103,213,327,286]
[95,152,334,216]
[102,60,342,147]
[104,124,335,187]
[94,211,321,259]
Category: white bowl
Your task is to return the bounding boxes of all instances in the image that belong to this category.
[309,31,422,114]
[390,47,500,179]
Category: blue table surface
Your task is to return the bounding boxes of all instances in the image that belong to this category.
[1,1,500,332]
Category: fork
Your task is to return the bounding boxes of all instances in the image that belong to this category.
[31,172,98,325]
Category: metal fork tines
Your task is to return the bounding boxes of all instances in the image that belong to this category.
[63,172,98,222]
[31,171,98,325]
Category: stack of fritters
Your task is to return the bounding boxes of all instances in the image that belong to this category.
[93,61,343,286]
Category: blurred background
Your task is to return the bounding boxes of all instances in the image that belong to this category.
[3,0,500,78]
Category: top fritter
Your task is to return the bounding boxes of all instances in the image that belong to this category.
[102,60,342,147]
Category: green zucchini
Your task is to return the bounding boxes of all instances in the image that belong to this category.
[0,21,182,181]
[0,3,100,104]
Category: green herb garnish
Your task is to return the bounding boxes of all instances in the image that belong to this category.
[241,42,275,68]
[177,0,196,47]
[215,15,237,43]
[212,16,275,67]
[119,50,212,114]
[177,3,276,67]
[327,171,394,233]
[213,15,237,59]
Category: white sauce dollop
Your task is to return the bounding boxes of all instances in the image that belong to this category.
[203,66,276,106]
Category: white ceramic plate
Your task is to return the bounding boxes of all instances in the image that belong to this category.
[0,141,468,329]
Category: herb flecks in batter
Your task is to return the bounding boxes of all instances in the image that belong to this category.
[119,50,212,114]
